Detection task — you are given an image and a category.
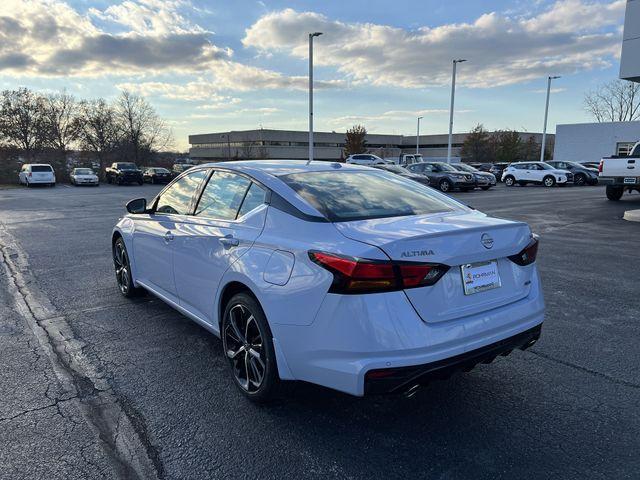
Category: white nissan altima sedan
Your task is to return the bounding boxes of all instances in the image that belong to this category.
[112,160,544,402]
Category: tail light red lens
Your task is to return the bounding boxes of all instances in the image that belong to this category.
[598,160,603,173]
[508,236,539,266]
[309,251,449,294]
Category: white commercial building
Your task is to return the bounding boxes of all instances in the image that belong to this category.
[621,0,640,82]
[554,121,640,163]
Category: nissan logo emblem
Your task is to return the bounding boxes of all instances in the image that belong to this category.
[481,233,494,249]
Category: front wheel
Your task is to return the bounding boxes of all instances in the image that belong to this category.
[439,179,452,192]
[606,185,624,201]
[113,238,143,298]
[543,176,556,187]
[574,173,586,186]
[222,293,280,402]
[504,176,515,187]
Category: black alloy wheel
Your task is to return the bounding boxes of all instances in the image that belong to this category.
[113,238,142,297]
[222,293,279,402]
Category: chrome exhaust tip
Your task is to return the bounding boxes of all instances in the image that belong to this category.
[404,384,421,398]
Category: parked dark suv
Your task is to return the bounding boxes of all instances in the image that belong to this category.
[406,162,475,192]
[546,161,599,186]
[105,162,143,185]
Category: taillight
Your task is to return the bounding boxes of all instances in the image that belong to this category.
[309,251,449,294]
[598,160,603,173]
[28,172,32,177]
[508,236,539,266]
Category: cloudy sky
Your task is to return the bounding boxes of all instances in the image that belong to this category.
[0,0,627,150]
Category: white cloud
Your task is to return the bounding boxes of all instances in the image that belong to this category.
[0,0,342,93]
[242,0,625,88]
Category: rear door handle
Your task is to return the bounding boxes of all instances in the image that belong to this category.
[219,235,239,248]
[164,231,174,242]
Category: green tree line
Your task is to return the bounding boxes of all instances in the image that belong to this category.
[460,124,553,164]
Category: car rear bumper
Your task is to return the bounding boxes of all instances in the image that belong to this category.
[272,269,545,396]
[364,324,541,394]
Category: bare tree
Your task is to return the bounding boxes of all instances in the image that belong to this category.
[42,91,80,152]
[116,90,172,165]
[77,99,121,173]
[584,80,640,122]
[0,88,47,157]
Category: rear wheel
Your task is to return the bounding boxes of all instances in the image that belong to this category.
[504,175,515,187]
[222,293,280,402]
[606,185,624,201]
[439,179,452,192]
[113,238,143,298]
[543,176,556,187]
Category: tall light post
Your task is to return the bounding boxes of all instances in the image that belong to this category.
[416,116,423,154]
[447,59,466,164]
[308,32,323,163]
[540,75,561,162]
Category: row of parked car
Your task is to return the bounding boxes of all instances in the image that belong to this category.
[345,153,600,191]
[17,162,191,187]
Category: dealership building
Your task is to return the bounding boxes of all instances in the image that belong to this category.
[189,129,548,163]
[554,1,640,163]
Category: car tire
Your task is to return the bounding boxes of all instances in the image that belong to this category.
[113,238,143,298]
[504,175,515,187]
[151,177,155,184]
[574,173,586,186]
[481,186,491,190]
[439,179,452,192]
[26,180,30,188]
[543,176,556,187]
[606,185,624,201]
[221,292,280,403]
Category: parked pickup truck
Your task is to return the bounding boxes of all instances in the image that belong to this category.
[105,162,143,185]
[599,141,640,201]
[384,153,425,166]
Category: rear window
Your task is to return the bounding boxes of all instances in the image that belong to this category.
[117,163,137,170]
[31,165,52,172]
[280,171,461,222]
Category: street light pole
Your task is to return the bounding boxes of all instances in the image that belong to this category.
[416,116,423,154]
[540,75,560,162]
[447,59,466,164]
[308,32,323,164]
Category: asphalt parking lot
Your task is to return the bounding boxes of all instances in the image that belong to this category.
[1,182,639,480]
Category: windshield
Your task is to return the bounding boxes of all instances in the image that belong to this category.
[455,164,477,173]
[435,163,459,172]
[280,170,463,222]
[74,168,93,175]
[118,163,137,170]
[154,168,170,173]
[539,163,555,170]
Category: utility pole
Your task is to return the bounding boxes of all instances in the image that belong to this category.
[308,32,323,164]
[540,75,561,162]
[447,59,466,163]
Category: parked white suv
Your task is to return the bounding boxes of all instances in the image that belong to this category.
[19,164,56,187]
[502,162,572,187]
[345,154,387,166]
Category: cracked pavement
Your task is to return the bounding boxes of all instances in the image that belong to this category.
[0,182,639,479]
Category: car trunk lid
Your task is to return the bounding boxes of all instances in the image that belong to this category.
[334,211,535,322]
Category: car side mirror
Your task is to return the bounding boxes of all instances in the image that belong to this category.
[126,198,147,214]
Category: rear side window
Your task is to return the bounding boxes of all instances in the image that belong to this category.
[631,143,640,156]
[156,169,208,215]
[195,171,251,220]
[281,171,460,222]
[238,183,267,218]
[31,165,52,172]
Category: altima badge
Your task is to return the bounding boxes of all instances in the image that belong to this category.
[481,233,494,249]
